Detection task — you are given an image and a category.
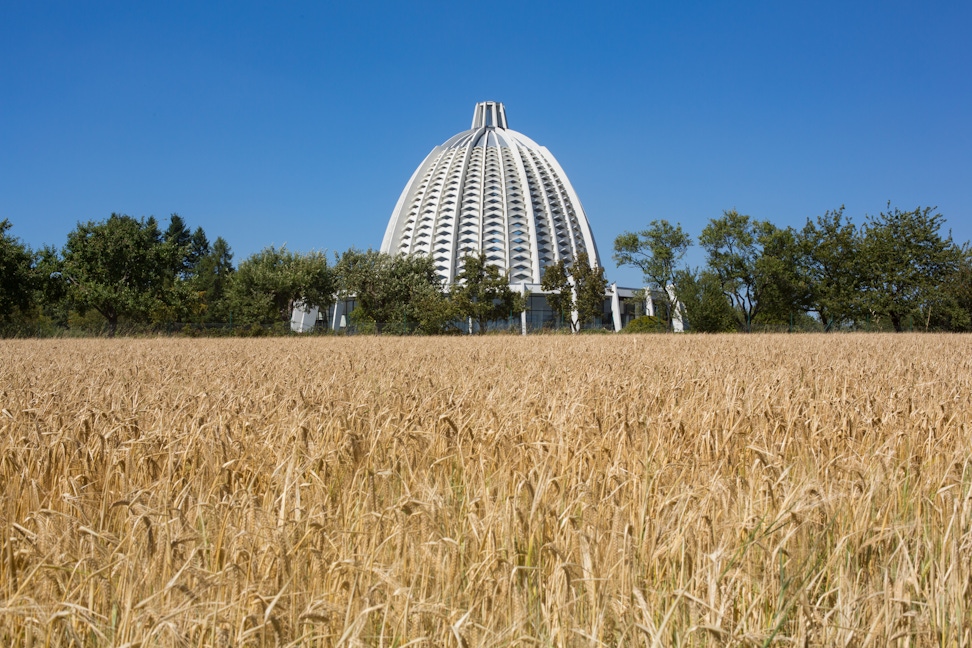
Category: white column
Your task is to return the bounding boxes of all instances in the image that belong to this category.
[569,276,578,332]
[611,283,622,332]
[520,283,528,335]
[330,302,338,330]
[668,285,685,332]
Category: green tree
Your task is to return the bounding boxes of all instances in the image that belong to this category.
[33,245,70,332]
[940,247,972,331]
[571,251,608,330]
[193,236,234,322]
[61,214,172,336]
[335,249,395,326]
[700,210,809,331]
[0,219,35,330]
[800,207,863,330]
[540,259,572,329]
[752,222,811,327]
[539,252,607,331]
[918,247,972,331]
[613,220,692,330]
[163,214,211,280]
[699,210,762,331]
[336,249,453,334]
[226,246,334,328]
[388,254,455,334]
[164,214,192,276]
[860,205,964,332]
[150,216,186,323]
[452,252,523,334]
[673,268,737,333]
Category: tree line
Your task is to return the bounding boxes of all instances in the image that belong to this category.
[0,213,563,336]
[614,204,972,332]
[2,204,969,336]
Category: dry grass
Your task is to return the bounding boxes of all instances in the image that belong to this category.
[1,334,971,646]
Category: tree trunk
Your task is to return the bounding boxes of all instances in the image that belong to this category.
[889,312,902,332]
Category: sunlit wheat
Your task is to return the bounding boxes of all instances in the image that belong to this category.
[1,334,970,646]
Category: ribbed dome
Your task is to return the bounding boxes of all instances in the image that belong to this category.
[381,101,601,284]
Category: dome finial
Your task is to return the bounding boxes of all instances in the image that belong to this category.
[472,101,507,129]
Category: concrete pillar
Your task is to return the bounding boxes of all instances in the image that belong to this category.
[520,283,528,335]
[331,301,341,331]
[668,285,685,332]
[569,276,578,332]
[610,283,622,332]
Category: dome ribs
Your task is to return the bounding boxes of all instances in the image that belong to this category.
[527,149,578,265]
[517,147,562,274]
[382,101,600,284]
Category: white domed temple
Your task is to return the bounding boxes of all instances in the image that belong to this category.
[381,101,600,285]
[293,102,680,333]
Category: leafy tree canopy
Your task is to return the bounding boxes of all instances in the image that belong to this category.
[0,219,34,324]
[800,207,862,330]
[540,258,572,329]
[613,220,691,331]
[700,210,810,331]
[61,214,174,336]
[540,251,608,331]
[336,249,453,333]
[452,252,523,334]
[227,246,334,327]
[164,214,211,280]
[571,251,608,330]
[192,236,234,323]
[860,205,965,331]
[752,222,811,326]
[673,268,738,333]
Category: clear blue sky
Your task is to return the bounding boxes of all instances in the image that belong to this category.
[2,1,970,287]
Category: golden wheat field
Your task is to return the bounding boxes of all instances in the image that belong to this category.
[1,334,971,647]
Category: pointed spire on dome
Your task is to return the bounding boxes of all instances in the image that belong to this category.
[471,101,508,129]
